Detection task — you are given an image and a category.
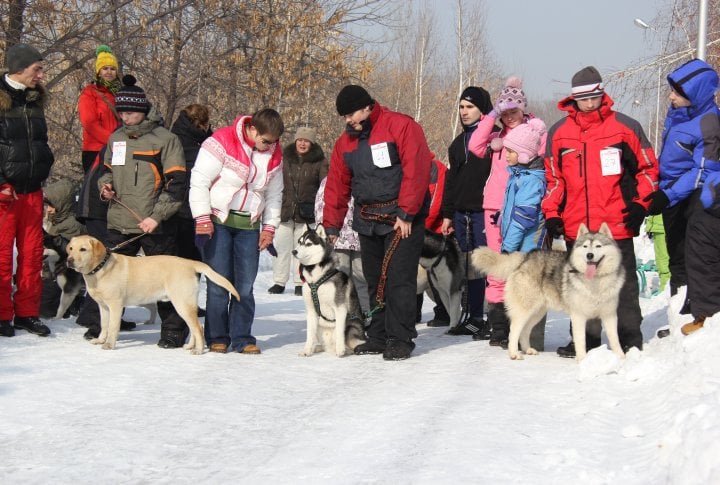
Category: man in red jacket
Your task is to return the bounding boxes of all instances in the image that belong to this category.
[542,66,658,357]
[323,85,431,360]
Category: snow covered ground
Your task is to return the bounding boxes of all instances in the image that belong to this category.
[1,249,719,484]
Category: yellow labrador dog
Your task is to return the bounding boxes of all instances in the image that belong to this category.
[66,235,240,355]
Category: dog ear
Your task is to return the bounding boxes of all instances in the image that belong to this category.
[315,224,327,239]
[598,222,613,238]
[577,223,589,237]
[91,237,105,257]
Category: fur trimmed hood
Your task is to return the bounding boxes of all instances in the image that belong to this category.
[282,142,325,165]
[0,75,47,111]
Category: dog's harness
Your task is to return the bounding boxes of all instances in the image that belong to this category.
[87,249,111,275]
[306,268,340,321]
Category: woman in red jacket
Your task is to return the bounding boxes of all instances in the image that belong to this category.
[77,45,121,173]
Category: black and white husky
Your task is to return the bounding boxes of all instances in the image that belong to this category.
[417,231,465,327]
[42,247,86,319]
[292,225,366,357]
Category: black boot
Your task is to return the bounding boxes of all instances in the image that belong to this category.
[13,316,51,337]
[487,303,509,347]
[556,333,601,358]
[157,326,189,349]
[427,301,451,327]
[383,338,415,360]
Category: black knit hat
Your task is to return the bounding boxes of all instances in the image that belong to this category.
[460,86,493,115]
[336,85,373,116]
[115,74,150,114]
[6,43,43,73]
[571,66,604,100]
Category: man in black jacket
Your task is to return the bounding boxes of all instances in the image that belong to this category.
[441,87,498,341]
[0,43,55,337]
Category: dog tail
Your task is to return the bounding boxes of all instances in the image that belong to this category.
[193,262,241,301]
[470,247,525,280]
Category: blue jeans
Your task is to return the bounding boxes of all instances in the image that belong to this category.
[201,224,259,351]
[452,210,486,319]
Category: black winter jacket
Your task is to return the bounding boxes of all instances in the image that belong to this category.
[281,142,328,222]
[170,111,212,219]
[0,75,54,193]
[441,122,494,218]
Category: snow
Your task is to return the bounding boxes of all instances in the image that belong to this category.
[1,251,719,484]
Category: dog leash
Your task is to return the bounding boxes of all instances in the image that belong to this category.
[360,200,402,318]
[106,194,148,252]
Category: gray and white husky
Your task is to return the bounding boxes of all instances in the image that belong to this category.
[471,222,625,362]
[417,231,465,327]
[292,225,366,357]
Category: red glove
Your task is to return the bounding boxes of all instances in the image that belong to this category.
[0,184,16,204]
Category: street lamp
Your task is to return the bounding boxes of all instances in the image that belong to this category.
[634,18,663,151]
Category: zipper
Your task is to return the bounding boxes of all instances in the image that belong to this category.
[134,161,138,186]
[24,104,34,194]
[582,142,590,226]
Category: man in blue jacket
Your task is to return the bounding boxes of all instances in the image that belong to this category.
[645,58,720,321]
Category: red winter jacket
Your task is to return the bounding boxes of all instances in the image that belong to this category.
[542,93,658,240]
[323,103,432,236]
[425,158,447,234]
[78,83,120,151]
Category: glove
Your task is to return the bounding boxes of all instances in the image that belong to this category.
[266,243,278,257]
[490,210,500,226]
[622,202,646,235]
[0,184,16,204]
[643,190,670,215]
[496,101,512,113]
[545,217,564,238]
[194,216,214,250]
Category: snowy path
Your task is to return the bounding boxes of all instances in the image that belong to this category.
[1,268,718,484]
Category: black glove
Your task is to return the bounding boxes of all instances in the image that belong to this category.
[643,190,670,215]
[545,217,564,238]
[622,202,646,235]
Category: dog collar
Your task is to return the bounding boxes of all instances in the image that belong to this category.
[87,249,111,275]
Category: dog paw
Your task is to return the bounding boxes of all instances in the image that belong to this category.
[101,342,116,350]
[509,352,523,360]
[90,338,103,345]
[189,348,203,355]
[298,350,313,357]
[526,347,539,355]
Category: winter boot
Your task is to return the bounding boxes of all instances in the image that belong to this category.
[427,301,451,327]
[13,316,51,337]
[556,333,601,358]
[354,337,386,355]
[0,320,14,337]
[681,316,705,335]
[487,303,509,347]
[157,325,189,349]
[383,338,415,361]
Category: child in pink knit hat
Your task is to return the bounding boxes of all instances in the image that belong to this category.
[465,76,546,349]
[499,117,548,253]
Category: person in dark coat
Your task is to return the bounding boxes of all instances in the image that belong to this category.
[0,43,55,338]
[268,127,328,296]
[170,104,212,263]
